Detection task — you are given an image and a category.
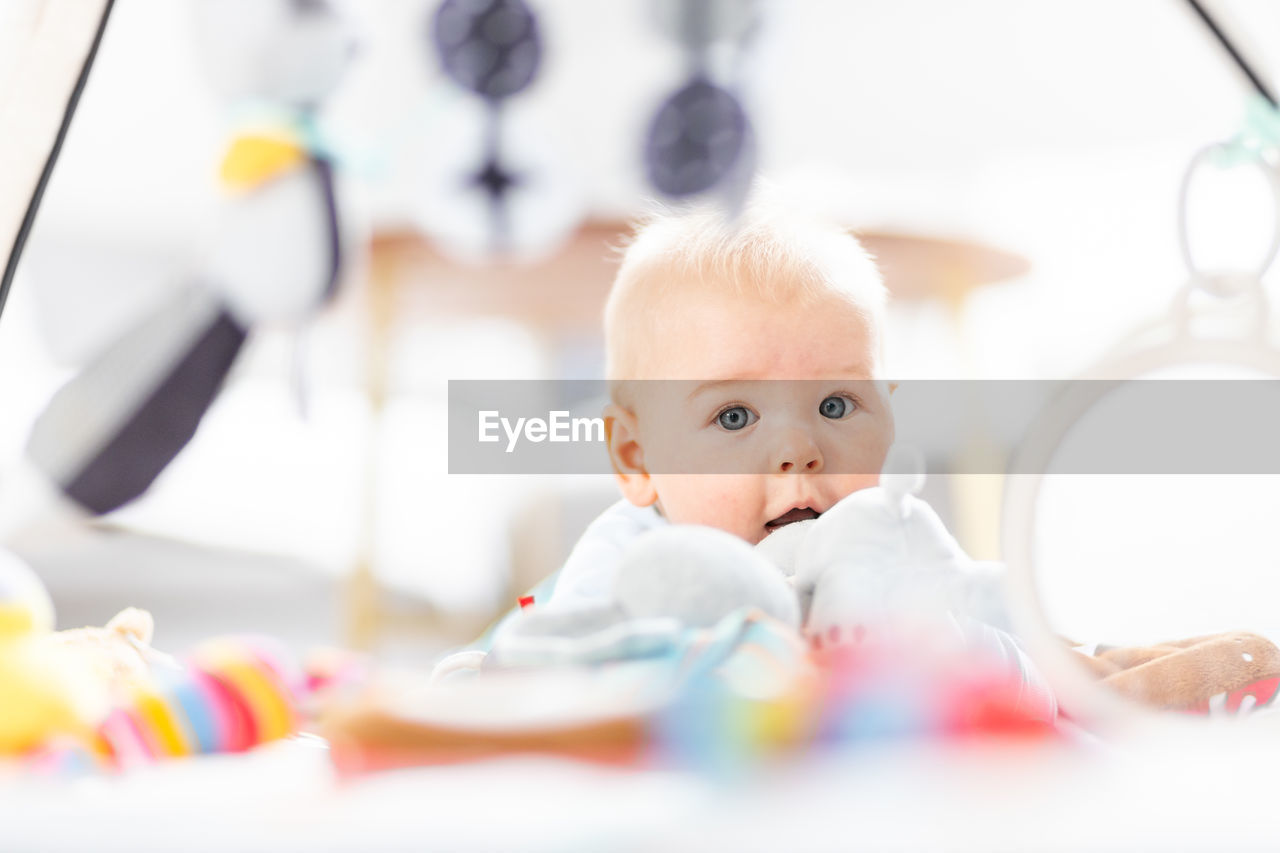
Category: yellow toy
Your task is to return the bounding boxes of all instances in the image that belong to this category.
[0,548,107,755]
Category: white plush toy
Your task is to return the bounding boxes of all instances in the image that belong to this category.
[763,445,1012,647]
[192,0,363,327]
[462,446,1010,675]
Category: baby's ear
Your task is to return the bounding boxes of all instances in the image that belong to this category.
[604,403,658,507]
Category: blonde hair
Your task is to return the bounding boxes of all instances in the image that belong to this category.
[604,194,886,379]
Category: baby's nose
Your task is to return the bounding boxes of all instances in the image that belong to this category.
[774,430,824,473]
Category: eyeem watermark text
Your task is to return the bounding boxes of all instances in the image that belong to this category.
[478,410,606,453]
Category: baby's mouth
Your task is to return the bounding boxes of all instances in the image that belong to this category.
[765,506,820,533]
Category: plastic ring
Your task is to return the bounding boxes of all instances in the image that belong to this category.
[1177,141,1280,285]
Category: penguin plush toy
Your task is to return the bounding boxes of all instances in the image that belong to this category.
[1,0,362,539]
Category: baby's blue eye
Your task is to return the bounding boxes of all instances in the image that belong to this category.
[819,395,855,419]
[716,406,757,431]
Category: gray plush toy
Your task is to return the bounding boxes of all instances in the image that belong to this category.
[478,525,798,670]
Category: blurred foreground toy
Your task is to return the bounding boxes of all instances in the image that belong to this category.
[659,633,1058,775]
[99,635,303,768]
[328,608,1059,778]
[0,549,313,772]
[0,629,108,757]
[0,593,305,770]
[0,550,107,756]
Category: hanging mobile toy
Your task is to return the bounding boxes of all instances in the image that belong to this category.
[1002,2,1280,727]
[644,0,759,205]
[430,0,543,254]
[0,0,363,540]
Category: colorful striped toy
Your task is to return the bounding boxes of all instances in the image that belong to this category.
[96,635,303,767]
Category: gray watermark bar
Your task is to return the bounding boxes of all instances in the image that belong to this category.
[448,379,1280,475]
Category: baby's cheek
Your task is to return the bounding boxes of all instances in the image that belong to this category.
[832,472,880,497]
[824,423,892,482]
[653,475,767,544]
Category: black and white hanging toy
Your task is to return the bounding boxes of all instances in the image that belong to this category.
[644,0,759,205]
[429,0,545,255]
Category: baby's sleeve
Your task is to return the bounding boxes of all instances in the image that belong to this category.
[475,500,663,653]
[543,500,665,611]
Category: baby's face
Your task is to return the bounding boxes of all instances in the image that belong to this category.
[609,289,894,545]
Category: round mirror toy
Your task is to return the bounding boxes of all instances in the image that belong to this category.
[1004,140,1280,730]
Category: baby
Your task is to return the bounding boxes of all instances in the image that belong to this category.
[544,196,896,611]
[464,198,1054,724]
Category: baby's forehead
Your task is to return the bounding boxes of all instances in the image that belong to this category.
[633,287,879,379]
[605,199,886,378]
